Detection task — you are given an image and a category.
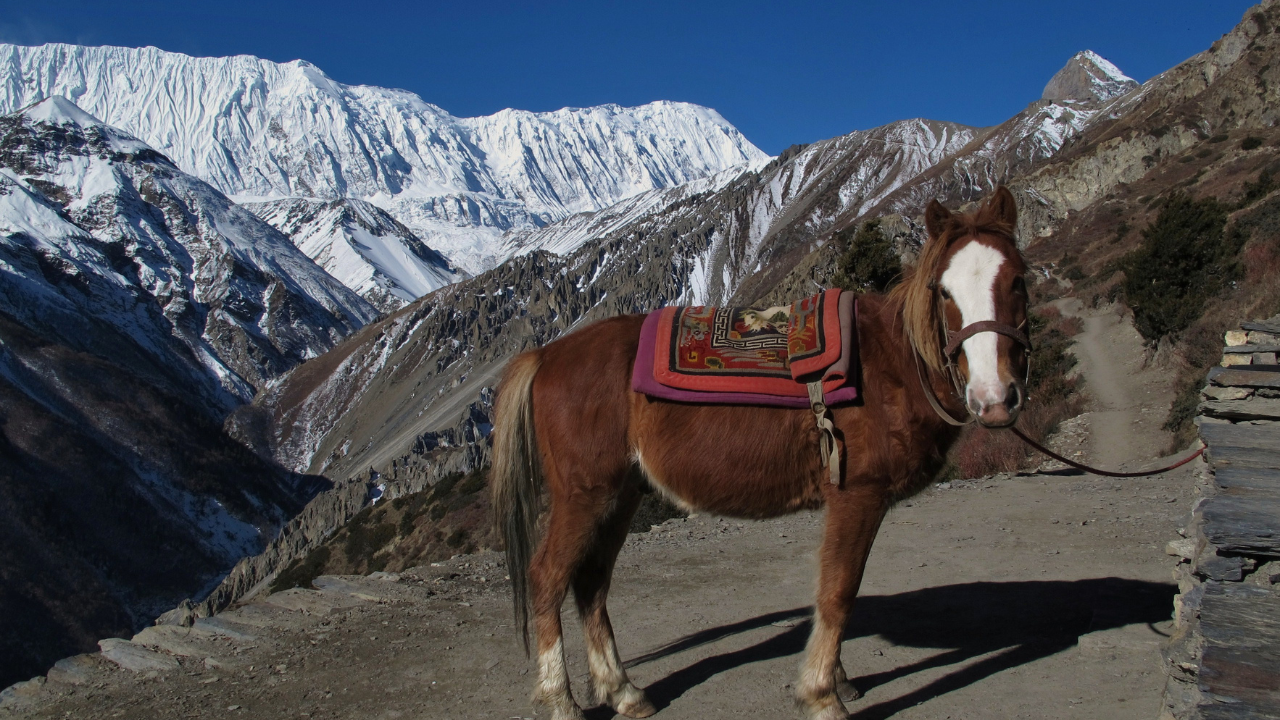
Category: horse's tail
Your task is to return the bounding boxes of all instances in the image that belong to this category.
[490,350,544,654]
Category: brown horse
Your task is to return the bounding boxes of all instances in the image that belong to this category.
[491,187,1030,720]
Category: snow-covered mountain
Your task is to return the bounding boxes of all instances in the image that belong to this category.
[859,50,1141,239]
[1042,50,1140,104]
[0,96,377,404]
[245,198,459,312]
[0,43,769,275]
[0,96,369,684]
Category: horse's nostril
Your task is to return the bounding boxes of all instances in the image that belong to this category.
[1006,383,1022,411]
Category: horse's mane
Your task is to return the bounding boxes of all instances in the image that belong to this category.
[886,206,1022,372]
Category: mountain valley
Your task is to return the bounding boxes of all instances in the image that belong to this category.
[3,0,1280,704]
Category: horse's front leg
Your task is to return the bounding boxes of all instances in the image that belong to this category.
[797,486,886,720]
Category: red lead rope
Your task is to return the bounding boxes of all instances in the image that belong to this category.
[1010,425,1205,478]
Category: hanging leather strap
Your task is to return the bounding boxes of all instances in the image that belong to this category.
[912,347,974,427]
[807,381,841,485]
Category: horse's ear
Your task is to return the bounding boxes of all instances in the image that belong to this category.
[985,186,1018,227]
[924,199,951,240]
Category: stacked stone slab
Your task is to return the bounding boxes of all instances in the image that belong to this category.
[1162,315,1280,719]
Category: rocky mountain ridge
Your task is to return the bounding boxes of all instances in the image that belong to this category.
[244,198,459,313]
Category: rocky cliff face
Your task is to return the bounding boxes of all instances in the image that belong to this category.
[1010,0,1280,241]
[0,98,378,687]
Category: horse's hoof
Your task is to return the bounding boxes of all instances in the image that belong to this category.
[551,706,588,720]
[795,693,850,720]
[835,679,861,703]
[534,691,587,720]
[614,687,657,718]
[804,703,850,720]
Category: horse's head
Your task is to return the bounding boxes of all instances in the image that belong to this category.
[899,187,1030,428]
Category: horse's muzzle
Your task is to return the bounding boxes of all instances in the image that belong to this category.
[970,381,1023,428]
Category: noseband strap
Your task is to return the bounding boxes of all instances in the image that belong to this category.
[916,292,1034,427]
[943,321,1032,360]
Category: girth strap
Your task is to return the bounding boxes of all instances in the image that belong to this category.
[806,381,841,485]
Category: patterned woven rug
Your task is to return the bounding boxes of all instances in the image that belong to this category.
[632,290,860,408]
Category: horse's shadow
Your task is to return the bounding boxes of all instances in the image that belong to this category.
[586,577,1173,720]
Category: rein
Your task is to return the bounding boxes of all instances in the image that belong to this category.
[1009,425,1204,478]
[912,293,1204,478]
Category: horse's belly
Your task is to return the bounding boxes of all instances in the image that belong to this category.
[629,394,825,519]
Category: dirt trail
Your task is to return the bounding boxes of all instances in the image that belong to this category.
[1057,298,1179,469]
[4,306,1201,720]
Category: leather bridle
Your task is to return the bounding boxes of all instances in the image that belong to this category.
[912,280,1208,477]
[916,280,1032,427]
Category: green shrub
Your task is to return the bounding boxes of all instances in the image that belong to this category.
[1163,368,1210,448]
[445,529,468,548]
[454,468,487,496]
[344,521,397,561]
[269,546,331,593]
[1120,193,1246,342]
[398,510,417,537]
[1026,314,1079,406]
[1242,136,1264,151]
[1239,169,1275,209]
[830,219,901,293]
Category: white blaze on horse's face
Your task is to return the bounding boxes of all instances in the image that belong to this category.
[940,241,1015,424]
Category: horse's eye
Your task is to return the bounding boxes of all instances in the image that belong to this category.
[1013,277,1027,295]
[939,287,952,301]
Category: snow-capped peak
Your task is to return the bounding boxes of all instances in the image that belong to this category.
[20,95,101,127]
[19,95,155,156]
[1042,50,1139,104]
[1078,50,1133,86]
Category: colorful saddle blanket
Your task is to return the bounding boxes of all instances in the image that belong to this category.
[632,289,860,408]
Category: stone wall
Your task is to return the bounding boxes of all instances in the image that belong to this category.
[1161,315,1280,719]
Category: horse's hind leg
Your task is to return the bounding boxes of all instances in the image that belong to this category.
[796,487,886,720]
[573,482,656,718]
[529,499,599,720]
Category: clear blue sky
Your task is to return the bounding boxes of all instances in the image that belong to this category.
[0,0,1261,154]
